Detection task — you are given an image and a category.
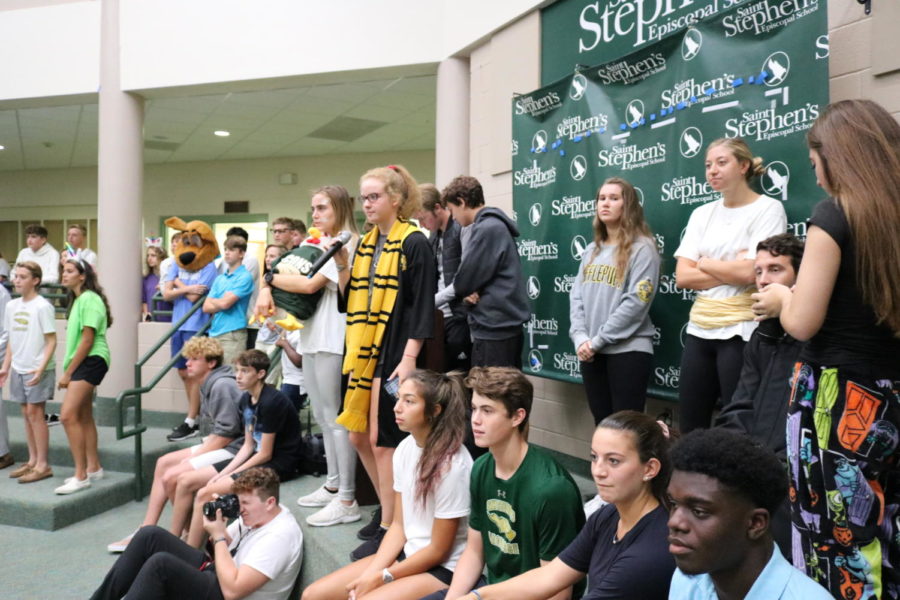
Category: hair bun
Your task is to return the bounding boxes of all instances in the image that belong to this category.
[751,156,766,178]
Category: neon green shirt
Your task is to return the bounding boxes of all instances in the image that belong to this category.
[64,290,110,370]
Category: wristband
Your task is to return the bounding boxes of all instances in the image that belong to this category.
[471,591,484,600]
[403,353,417,359]
[213,537,227,545]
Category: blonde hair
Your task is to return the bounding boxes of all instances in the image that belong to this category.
[591,177,653,285]
[360,164,421,220]
[807,99,900,334]
[181,336,225,366]
[311,185,360,237]
[706,137,765,180]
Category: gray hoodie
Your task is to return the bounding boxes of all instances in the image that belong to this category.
[569,236,660,354]
[199,365,242,438]
[452,207,530,340]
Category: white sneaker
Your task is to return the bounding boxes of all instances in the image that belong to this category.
[65,469,104,485]
[297,485,338,507]
[107,530,137,553]
[306,498,362,527]
[55,477,91,495]
[583,493,608,518]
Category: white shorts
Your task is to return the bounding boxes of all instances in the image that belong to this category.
[187,446,235,469]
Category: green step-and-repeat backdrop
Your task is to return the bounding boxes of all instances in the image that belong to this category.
[515,0,829,399]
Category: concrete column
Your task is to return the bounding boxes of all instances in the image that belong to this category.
[97,0,143,398]
[435,57,470,188]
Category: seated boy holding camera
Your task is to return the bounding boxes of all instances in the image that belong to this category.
[90,467,303,600]
[185,349,303,548]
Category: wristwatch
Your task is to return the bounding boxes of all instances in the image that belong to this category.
[264,271,274,285]
[381,568,394,583]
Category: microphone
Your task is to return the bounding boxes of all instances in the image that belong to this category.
[307,231,352,278]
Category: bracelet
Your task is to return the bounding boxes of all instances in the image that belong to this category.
[213,537,227,545]
[471,590,484,600]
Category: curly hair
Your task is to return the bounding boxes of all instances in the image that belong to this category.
[441,175,485,209]
[756,233,804,273]
[670,428,788,514]
[232,466,280,503]
[181,336,224,368]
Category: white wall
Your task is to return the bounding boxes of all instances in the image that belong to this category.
[0,1,100,102]
[0,149,435,233]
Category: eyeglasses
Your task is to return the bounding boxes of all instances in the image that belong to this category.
[358,192,383,204]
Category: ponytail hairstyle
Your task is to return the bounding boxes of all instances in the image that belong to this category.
[311,184,360,238]
[360,164,422,220]
[706,137,766,181]
[807,99,900,335]
[591,177,653,285]
[64,259,113,328]
[598,410,676,508]
[405,369,468,508]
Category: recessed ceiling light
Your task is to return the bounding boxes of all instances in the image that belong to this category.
[214,130,230,137]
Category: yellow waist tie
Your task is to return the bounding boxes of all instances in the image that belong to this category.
[689,292,755,329]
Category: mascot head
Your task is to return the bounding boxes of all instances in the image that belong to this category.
[164,217,219,271]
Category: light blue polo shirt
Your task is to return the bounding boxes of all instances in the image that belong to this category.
[207,264,254,337]
[669,543,832,600]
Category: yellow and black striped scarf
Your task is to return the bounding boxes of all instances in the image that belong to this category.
[337,220,419,432]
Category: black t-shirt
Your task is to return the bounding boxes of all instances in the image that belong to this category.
[801,199,900,373]
[557,503,674,600]
[239,385,302,467]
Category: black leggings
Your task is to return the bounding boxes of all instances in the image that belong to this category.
[580,351,652,425]
[678,334,746,433]
[90,526,223,600]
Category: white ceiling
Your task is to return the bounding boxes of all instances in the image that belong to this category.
[0,74,436,171]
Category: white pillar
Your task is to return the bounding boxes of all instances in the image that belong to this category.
[97,0,143,398]
[435,57,470,188]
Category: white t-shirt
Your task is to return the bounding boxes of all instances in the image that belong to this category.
[3,295,56,374]
[298,256,345,356]
[674,195,786,341]
[226,504,303,600]
[393,435,472,571]
[280,329,305,392]
[68,247,97,266]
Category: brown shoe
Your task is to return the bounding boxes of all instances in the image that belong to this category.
[9,464,32,478]
[19,467,53,484]
[0,453,13,470]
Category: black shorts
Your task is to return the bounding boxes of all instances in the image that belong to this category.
[396,551,455,586]
[376,378,408,449]
[71,355,109,386]
[211,458,299,483]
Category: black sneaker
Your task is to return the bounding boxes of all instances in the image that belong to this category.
[350,526,386,562]
[167,422,199,442]
[357,506,382,540]
[45,413,61,427]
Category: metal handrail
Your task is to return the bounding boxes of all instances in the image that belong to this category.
[115,295,209,500]
[115,295,285,500]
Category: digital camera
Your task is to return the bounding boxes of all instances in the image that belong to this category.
[203,493,240,520]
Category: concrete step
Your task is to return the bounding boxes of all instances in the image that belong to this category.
[0,407,192,530]
[0,465,135,530]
